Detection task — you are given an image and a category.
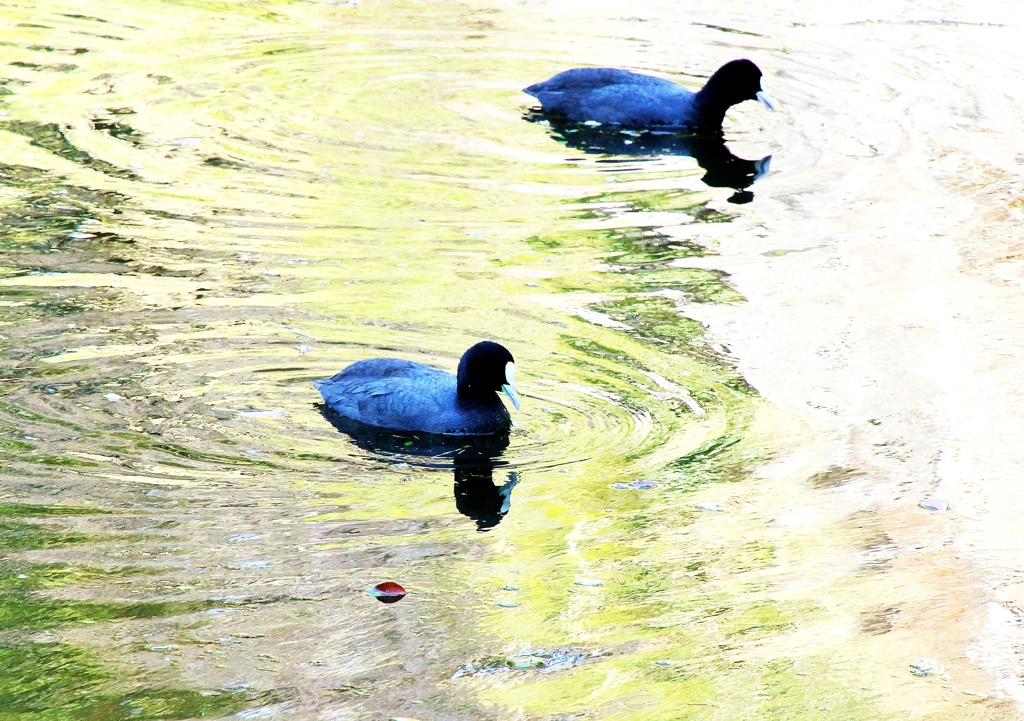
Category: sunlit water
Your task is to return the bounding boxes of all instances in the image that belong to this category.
[1,1,1020,720]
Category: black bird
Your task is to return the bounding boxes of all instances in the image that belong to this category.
[314,341,520,435]
[523,58,775,131]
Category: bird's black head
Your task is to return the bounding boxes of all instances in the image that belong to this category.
[456,341,519,409]
[697,59,775,123]
[705,59,763,103]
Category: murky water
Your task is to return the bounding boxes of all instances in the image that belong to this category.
[1,0,1022,719]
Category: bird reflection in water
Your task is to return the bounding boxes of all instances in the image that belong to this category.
[319,408,518,531]
[525,111,771,204]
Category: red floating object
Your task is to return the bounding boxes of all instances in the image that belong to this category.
[368,581,407,604]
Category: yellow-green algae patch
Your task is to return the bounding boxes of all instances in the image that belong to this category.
[0,644,250,721]
[0,518,259,719]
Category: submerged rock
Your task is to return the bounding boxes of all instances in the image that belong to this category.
[612,480,659,490]
[909,658,940,677]
[919,498,950,512]
[451,648,609,678]
[509,657,544,670]
[238,409,287,418]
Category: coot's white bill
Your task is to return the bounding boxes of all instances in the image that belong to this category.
[502,361,520,410]
[756,90,777,111]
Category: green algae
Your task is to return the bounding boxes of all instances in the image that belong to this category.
[0,439,36,451]
[0,526,256,717]
[573,188,738,221]
[0,644,249,721]
[1,122,138,180]
[107,434,286,469]
[611,266,744,299]
[0,402,83,429]
[666,434,758,489]
[90,112,146,148]
[0,595,221,631]
[27,455,99,468]
[527,227,709,264]
[591,296,718,355]
[0,504,108,517]
[0,521,87,551]
[0,562,148,592]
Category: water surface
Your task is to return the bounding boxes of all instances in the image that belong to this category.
[0,1,1016,719]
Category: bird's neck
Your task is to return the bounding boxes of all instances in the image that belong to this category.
[456,379,492,402]
[691,88,731,128]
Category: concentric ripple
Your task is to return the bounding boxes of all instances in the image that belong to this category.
[0,1,857,720]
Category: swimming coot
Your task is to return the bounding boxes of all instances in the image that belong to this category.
[314,341,520,435]
[523,58,775,131]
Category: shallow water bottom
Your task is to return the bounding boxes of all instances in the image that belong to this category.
[1,0,1024,719]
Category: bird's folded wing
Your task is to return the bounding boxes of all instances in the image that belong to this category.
[526,68,679,95]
